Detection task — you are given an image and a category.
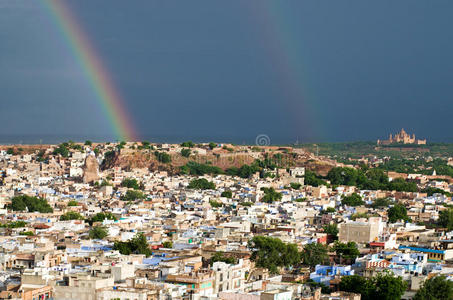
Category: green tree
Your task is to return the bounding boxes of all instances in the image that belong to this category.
[89,226,108,239]
[301,243,329,268]
[209,200,223,208]
[261,187,282,203]
[53,144,69,157]
[121,178,141,190]
[60,211,84,221]
[248,236,300,274]
[339,275,373,299]
[162,241,173,248]
[341,193,364,207]
[370,198,392,208]
[121,190,145,201]
[414,275,453,300]
[221,190,233,198]
[188,178,216,190]
[181,141,195,148]
[20,231,34,236]
[351,212,370,221]
[332,241,360,262]
[6,148,14,155]
[339,272,407,300]
[180,161,223,176]
[209,252,237,266]
[439,208,453,230]
[388,204,409,223]
[290,182,302,190]
[0,221,26,228]
[323,224,339,238]
[208,142,217,150]
[304,170,328,187]
[10,195,53,213]
[67,200,79,207]
[154,151,171,163]
[181,148,191,158]
[113,233,151,256]
[322,207,336,214]
[84,140,92,146]
[373,271,407,300]
[90,212,117,225]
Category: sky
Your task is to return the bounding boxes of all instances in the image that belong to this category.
[1,0,452,144]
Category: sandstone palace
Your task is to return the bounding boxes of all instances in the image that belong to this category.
[377,128,426,145]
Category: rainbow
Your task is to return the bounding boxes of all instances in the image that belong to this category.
[250,2,325,141]
[42,0,138,142]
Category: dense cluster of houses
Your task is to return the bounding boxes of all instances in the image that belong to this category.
[0,142,452,300]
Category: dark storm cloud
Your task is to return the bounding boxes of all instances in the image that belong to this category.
[1,0,452,143]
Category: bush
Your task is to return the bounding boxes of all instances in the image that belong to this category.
[53,144,69,157]
[209,200,223,208]
[210,252,237,266]
[0,221,26,228]
[67,200,79,207]
[60,211,84,221]
[181,148,191,158]
[290,182,302,189]
[181,141,195,148]
[154,151,171,163]
[19,231,34,236]
[180,161,223,176]
[162,241,173,248]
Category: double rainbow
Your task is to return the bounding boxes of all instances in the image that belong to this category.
[42,0,138,142]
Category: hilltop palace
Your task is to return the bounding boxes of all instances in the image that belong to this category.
[377,128,426,145]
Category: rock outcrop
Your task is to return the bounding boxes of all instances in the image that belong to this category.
[83,154,99,183]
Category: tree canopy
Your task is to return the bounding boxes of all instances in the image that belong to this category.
[248,236,300,274]
[341,193,364,207]
[121,178,141,190]
[260,187,282,203]
[332,241,360,262]
[439,208,453,230]
[89,226,108,240]
[209,252,237,266]
[121,190,146,201]
[113,233,152,256]
[10,195,53,213]
[388,204,409,223]
[188,178,216,190]
[414,275,453,300]
[327,167,417,192]
[339,272,407,300]
[301,243,330,268]
[60,211,84,221]
[154,151,171,163]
